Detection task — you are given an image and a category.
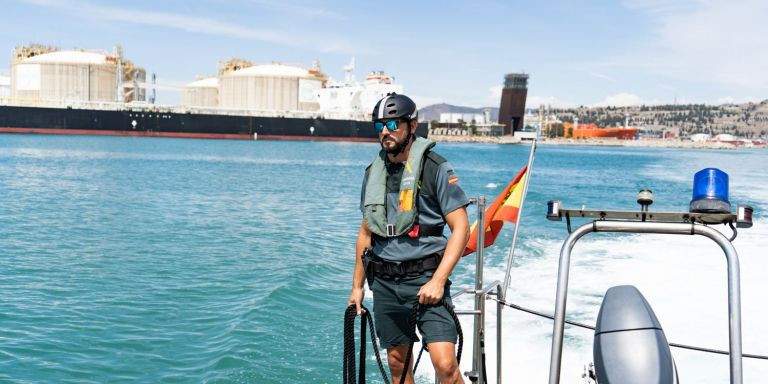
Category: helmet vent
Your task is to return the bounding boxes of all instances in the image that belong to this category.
[386,103,396,107]
[388,110,397,115]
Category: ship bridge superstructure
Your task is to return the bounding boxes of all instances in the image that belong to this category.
[315,58,403,120]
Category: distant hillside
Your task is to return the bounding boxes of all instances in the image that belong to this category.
[550,100,768,138]
[421,100,768,138]
[419,103,499,122]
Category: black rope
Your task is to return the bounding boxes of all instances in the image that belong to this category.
[479,328,488,382]
[343,305,392,384]
[488,296,768,361]
[344,299,465,384]
[728,221,738,242]
[399,302,419,384]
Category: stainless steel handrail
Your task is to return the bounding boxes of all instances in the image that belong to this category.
[473,196,486,384]
[547,220,743,384]
[433,140,536,384]
[444,197,504,384]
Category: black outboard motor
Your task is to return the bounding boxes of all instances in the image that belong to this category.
[593,285,678,384]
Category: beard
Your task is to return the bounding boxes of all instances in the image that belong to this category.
[380,132,409,154]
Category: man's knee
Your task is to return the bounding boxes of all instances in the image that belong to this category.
[432,355,458,374]
[427,342,460,375]
[386,345,410,366]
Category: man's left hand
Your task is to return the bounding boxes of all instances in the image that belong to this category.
[417,278,445,305]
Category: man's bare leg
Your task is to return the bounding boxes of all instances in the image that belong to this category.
[387,344,415,384]
[428,341,463,384]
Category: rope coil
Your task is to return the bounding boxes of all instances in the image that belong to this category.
[343,305,391,384]
[343,301,464,384]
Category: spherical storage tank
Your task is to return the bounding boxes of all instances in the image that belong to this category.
[180,77,219,108]
[11,50,118,102]
[219,63,326,112]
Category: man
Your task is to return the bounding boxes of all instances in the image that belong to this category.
[348,93,470,384]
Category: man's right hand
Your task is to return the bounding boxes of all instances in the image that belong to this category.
[348,287,365,315]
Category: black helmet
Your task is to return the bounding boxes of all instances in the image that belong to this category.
[372,93,418,122]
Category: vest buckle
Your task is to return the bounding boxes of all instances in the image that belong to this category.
[386,224,396,237]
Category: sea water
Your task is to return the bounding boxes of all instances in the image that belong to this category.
[0,135,765,383]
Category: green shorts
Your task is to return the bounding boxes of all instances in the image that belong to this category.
[371,272,457,350]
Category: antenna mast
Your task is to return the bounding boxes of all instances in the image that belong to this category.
[343,57,355,84]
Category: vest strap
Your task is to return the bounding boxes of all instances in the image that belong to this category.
[372,224,444,240]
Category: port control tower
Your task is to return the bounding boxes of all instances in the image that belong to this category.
[498,73,528,135]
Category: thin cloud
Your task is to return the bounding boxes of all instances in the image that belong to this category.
[592,92,644,107]
[247,0,344,19]
[620,0,768,92]
[621,0,698,15]
[589,72,616,82]
[488,85,503,100]
[528,95,572,108]
[18,0,361,53]
[657,83,677,91]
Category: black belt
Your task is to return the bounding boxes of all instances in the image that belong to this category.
[362,250,442,283]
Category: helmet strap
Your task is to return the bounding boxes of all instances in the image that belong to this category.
[396,120,414,155]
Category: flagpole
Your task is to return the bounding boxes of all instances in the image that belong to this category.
[501,138,537,301]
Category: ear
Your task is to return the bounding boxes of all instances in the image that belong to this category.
[410,120,418,133]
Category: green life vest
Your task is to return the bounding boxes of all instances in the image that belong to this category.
[363,137,435,238]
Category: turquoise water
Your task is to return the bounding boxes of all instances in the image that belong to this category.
[1,135,766,383]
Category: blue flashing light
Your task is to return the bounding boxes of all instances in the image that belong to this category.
[690,168,731,213]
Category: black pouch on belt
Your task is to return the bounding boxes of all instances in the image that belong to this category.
[361,248,375,287]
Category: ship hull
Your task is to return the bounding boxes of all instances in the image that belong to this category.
[0,105,428,141]
[571,127,637,140]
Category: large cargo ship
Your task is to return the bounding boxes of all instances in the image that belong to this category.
[0,104,430,141]
[0,46,427,141]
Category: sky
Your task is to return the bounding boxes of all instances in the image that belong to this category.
[3,0,767,109]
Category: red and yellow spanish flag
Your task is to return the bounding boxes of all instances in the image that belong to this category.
[462,166,528,256]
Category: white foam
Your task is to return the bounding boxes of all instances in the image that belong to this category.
[445,219,768,383]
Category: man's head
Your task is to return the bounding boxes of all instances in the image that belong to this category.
[372,93,418,155]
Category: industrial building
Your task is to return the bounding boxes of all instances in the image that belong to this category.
[498,73,528,135]
[9,44,146,104]
[439,112,489,125]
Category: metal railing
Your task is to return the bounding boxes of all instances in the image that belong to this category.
[546,220,744,384]
[448,197,502,384]
[447,141,536,384]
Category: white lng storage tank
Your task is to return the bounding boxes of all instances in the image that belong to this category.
[218,63,326,112]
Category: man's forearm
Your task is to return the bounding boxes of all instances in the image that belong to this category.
[432,207,470,284]
[352,248,366,290]
[352,224,371,289]
[432,223,469,284]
